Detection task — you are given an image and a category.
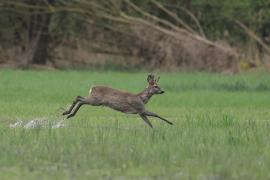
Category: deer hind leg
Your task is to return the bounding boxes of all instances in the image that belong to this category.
[139,114,153,128]
[66,97,101,119]
[62,96,84,115]
[142,110,173,125]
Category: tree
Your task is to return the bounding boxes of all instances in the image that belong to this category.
[30,0,54,65]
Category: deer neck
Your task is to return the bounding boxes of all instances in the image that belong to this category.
[138,88,153,104]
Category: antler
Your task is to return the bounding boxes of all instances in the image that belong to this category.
[147,74,161,84]
[147,74,155,85]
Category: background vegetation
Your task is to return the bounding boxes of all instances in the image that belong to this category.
[1,0,270,72]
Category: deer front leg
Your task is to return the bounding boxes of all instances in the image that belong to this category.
[139,114,153,128]
[142,111,173,125]
[66,101,86,119]
[63,96,84,115]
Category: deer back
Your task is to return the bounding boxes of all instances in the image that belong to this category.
[89,86,144,113]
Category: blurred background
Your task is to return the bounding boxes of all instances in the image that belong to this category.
[1,2,270,179]
[0,0,269,73]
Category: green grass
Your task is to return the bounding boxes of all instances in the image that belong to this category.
[1,69,270,179]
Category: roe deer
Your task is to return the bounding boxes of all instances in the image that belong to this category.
[62,74,173,128]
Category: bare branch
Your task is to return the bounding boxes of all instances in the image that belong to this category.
[2,1,48,10]
[164,3,206,37]
[42,0,55,12]
[124,0,191,35]
[235,20,270,55]
[73,0,113,15]
[120,12,236,55]
[150,0,197,35]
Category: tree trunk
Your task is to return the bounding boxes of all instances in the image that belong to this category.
[31,14,51,64]
[31,0,54,65]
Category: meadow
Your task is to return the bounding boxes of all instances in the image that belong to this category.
[0,69,270,179]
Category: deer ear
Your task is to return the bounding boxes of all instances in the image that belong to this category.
[147,74,155,85]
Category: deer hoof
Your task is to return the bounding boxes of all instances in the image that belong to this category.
[67,114,74,119]
[62,111,69,115]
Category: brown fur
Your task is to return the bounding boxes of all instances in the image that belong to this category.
[62,75,173,128]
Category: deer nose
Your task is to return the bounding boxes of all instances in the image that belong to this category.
[160,91,165,94]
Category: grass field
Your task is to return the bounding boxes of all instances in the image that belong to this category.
[1,69,270,179]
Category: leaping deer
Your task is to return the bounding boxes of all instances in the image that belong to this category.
[62,74,173,128]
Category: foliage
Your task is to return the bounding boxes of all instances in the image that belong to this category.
[0,0,270,69]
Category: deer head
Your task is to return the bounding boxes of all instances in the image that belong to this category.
[147,74,164,94]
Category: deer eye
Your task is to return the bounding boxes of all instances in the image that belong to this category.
[154,86,158,88]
